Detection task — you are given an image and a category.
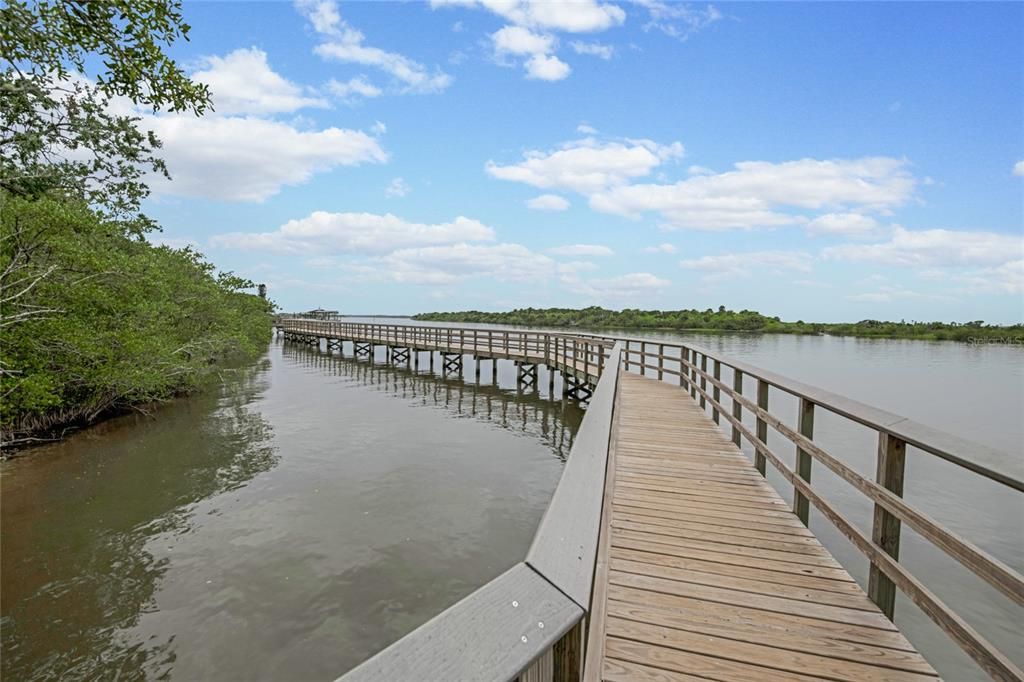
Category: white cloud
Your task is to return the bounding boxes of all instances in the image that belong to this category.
[385,177,411,197]
[491,25,555,55]
[806,212,883,238]
[954,260,1024,295]
[326,76,382,100]
[526,53,572,80]
[211,211,495,255]
[547,244,614,257]
[571,41,614,59]
[565,272,671,298]
[486,137,684,194]
[847,287,957,303]
[591,157,916,230]
[376,243,556,284]
[298,0,452,94]
[823,227,1023,268]
[680,250,813,282]
[370,120,387,135]
[635,0,722,40]
[147,116,387,202]
[577,123,598,134]
[1014,161,1024,177]
[432,0,626,33]
[526,194,571,210]
[193,48,328,115]
[643,243,677,254]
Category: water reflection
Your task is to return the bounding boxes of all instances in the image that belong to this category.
[281,341,584,462]
[1,360,279,681]
[1,341,583,680]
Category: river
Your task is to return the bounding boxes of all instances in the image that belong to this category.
[2,321,1021,680]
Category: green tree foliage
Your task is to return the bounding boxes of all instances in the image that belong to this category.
[1,0,210,232]
[1,195,272,443]
[413,307,1023,342]
[0,2,269,446]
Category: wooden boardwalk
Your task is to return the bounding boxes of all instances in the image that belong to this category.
[279,320,1022,682]
[585,372,939,682]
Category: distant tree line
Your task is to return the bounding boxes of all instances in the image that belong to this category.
[413,307,1023,342]
[1,1,272,447]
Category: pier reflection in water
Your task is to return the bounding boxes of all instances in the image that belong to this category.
[2,339,584,681]
[282,339,584,462]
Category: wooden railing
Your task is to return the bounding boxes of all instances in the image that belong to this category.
[610,338,1024,681]
[277,319,613,383]
[278,319,1023,681]
[336,343,625,682]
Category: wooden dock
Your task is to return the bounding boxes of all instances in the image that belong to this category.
[274,318,1023,682]
[585,372,938,682]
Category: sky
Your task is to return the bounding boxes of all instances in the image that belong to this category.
[141,1,1024,322]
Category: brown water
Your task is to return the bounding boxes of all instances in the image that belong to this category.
[3,325,1022,680]
[1,339,583,680]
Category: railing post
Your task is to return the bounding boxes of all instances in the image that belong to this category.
[755,380,768,476]
[552,619,583,681]
[699,355,707,409]
[640,341,646,375]
[794,398,815,525]
[868,432,907,620]
[679,348,689,389]
[731,369,743,446]
[712,359,721,424]
[624,341,630,371]
[657,344,664,380]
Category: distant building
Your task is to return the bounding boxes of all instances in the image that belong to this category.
[303,308,341,320]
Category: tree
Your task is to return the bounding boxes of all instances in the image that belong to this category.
[1,0,210,232]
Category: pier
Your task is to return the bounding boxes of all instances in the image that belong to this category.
[276,318,1023,682]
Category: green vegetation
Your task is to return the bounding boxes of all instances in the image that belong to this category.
[1,1,270,446]
[413,307,1023,342]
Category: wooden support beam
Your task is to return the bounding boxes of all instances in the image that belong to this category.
[712,359,721,424]
[794,397,815,525]
[869,432,906,620]
[755,379,768,476]
[731,369,743,446]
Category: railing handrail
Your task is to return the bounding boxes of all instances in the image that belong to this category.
[277,317,1020,490]
[334,339,623,681]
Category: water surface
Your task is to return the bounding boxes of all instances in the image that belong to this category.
[3,324,1022,680]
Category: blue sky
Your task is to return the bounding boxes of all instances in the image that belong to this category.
[141,1,1023,322]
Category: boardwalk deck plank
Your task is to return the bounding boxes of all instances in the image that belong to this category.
[592,372,939,681]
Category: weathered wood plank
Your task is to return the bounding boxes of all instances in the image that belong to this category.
[526,343,621,609]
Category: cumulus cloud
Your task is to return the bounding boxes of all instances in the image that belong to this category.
[565,272,671,299]
[571,41,614,59]
[147,116,387,202]
[1014,161,1024,177]
[326,76,382,100]
[680,250,813,282]
[590,157,917,230]
[546,244,614,256]
[822,227,1023,268]
[526,194,571,210]
[297,0,452,94]
[643,243,677,254]
[433,0,624,81]
[525,53,572,80]
[492,25,556,55]
[432,0,625,33]
[375,243,556,284]
[211,211,494,255]
[805,212,883,238]
[486,137,684,194]
[193,48,328,115]
[847,287,957,303]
